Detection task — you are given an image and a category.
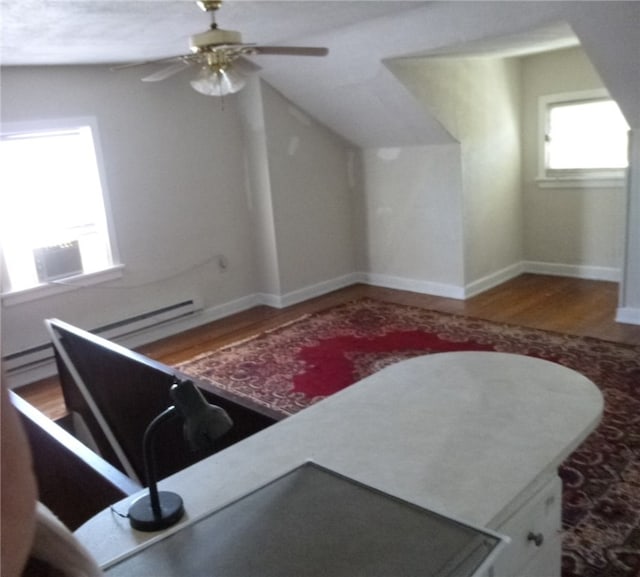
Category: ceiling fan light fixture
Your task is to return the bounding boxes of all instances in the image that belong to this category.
[190,65,245,96]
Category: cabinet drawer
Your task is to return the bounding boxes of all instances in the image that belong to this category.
[491,475,562,577]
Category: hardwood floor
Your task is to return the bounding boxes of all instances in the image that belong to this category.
[16,274,640,420]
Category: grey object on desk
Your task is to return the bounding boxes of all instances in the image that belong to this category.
[105,462,506,576]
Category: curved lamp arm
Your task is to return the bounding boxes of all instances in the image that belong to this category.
[128,379,233,532]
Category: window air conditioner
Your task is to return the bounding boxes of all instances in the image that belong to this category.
[33,241,83,282]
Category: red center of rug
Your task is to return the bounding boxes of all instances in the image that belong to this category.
[292,330,495,397]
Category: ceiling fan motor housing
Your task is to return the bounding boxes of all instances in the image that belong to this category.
[196,1,223,12]
[190,28,243,51]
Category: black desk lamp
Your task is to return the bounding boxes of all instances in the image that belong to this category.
[128,378,233,532]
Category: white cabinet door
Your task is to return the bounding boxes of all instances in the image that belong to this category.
[491,475,562,577]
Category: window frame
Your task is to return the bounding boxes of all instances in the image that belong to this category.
[0,117,123,304]
[537,89,629,188]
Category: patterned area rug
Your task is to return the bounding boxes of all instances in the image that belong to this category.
[176,298,640,577]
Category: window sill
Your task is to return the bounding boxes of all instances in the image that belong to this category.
[536,175,626,189]
[1,265,125,307]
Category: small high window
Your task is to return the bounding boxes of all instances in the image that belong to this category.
[1,118,119,295]
[539,90,629,183]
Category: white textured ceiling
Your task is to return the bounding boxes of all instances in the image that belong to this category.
[0,1,425,66]
[0,1,580,147]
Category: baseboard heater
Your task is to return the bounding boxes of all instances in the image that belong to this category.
[3,299,202,375]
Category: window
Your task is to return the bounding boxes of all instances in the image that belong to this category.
[1,118,120,295]
[538,90,629,184]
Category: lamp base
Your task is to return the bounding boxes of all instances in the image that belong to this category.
[128,491,185,532]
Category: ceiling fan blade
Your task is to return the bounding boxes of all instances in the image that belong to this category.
[233,56,262,74]
[111,60,154,72]
[252,46,329,57]
[142,59,192,82]
[111,55,187,72]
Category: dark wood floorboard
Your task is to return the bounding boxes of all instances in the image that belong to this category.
[17,274,640,420]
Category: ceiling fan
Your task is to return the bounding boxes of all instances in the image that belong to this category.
[117,0,329,97]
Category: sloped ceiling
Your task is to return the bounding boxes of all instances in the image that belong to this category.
[0,1,589,147]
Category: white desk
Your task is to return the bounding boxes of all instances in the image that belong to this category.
[76,352,603,576]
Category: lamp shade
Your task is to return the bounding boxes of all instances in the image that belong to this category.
[170,380,233,452]
[190,65,246,96]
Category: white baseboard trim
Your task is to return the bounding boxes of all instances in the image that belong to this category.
[259,273,362,309]
[616,307,640,325]
[364,260,621,302]
[522,261,622,282]
[464,263,525,299]
[8,365,59,390]
[362,272,465,300]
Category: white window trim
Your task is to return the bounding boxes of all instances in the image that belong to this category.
[1,116,122,297]
[1,264,125,307]
[536,89,628,188]
[535,175,627,189]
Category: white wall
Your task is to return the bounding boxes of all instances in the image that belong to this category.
[358,145,465,297]
[238,78,282,298]
[620,131,640,322]
[260,83,356,299]
[386,56,523,295]
[0,65,357,375]
[1,65,256,355]
[520,47,626,280]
